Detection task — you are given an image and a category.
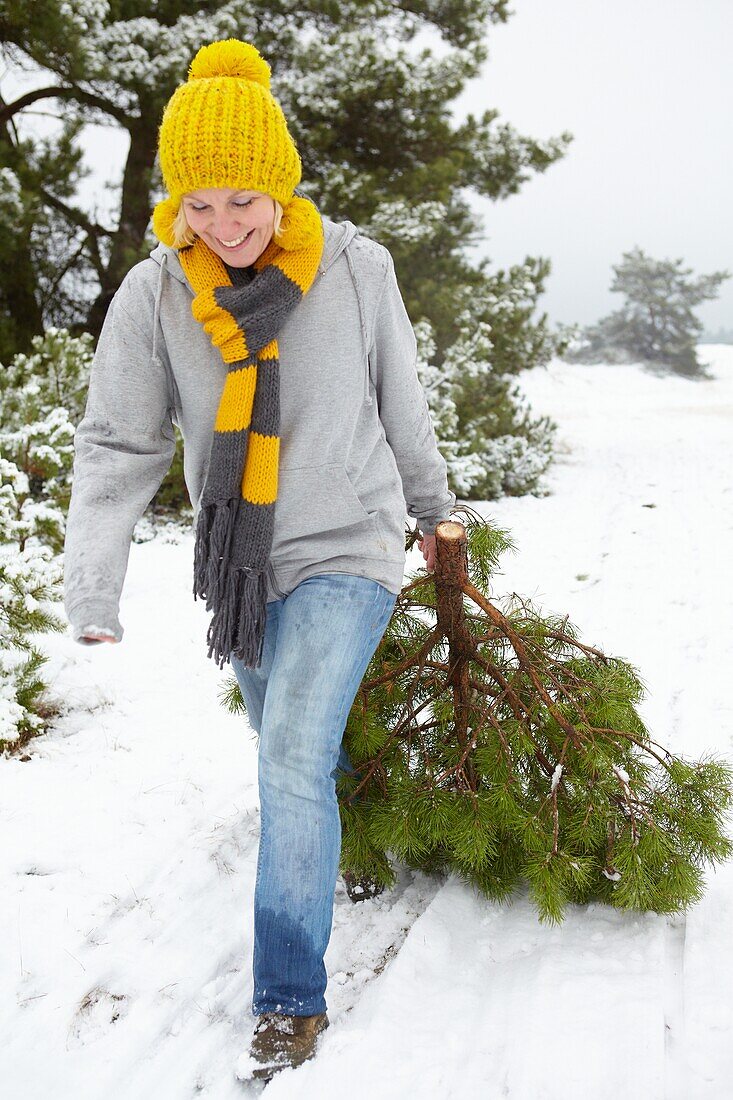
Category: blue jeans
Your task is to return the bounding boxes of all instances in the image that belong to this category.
[230,572,398,1018]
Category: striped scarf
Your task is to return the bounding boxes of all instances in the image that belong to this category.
[178,194,324,670]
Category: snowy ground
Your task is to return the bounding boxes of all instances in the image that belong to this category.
[1,348,732,1099]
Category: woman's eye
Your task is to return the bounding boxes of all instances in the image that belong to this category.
[188,199,251,211]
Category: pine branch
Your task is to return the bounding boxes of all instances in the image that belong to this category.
[336,512,733,921]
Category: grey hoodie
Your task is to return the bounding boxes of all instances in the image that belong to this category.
[63,214,456,643]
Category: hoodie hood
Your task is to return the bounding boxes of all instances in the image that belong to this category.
[147,213,373,404]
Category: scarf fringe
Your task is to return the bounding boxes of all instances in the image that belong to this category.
[193,500,267,669]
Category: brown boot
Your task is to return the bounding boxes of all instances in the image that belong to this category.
[249,1011,329,1081]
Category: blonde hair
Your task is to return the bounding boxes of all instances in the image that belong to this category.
[172,194,284,249]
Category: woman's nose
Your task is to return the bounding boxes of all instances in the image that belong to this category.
[214,223,247,241]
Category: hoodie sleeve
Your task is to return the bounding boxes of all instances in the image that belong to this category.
[369,249,456,536]
[63,274,177,643]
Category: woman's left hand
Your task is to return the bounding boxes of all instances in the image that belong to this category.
[418,533,437,572]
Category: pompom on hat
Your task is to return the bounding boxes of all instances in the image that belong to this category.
[152,39,302,246]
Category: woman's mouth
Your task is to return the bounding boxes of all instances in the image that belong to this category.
[215,228,254,251]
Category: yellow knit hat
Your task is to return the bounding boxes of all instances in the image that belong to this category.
[152,39,302,246]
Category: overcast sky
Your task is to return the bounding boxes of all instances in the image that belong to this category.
[453,0,733,332]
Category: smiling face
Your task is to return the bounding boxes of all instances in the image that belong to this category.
[181,187,276,266]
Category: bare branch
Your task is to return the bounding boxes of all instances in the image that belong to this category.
[0,84,129,127]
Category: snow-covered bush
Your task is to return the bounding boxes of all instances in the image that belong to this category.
[0,460,65,751]
[0,327,93,554]
[414,309,557,501]
[0,329,92,748]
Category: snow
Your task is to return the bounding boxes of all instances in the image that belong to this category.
[2,347,732,1097]
[613,763,631,796]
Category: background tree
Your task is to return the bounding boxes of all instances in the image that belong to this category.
[0,53,102,361]
[2,0,574,503]
[566,247,730,377]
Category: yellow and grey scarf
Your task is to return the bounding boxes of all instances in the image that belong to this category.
[178,194,324,669]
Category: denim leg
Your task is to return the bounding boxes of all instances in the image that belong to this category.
[250,573,397,1017]
[231,600,282,734]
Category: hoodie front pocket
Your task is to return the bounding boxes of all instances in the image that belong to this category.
[273,463,372,545]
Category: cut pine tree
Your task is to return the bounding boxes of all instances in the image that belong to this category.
[335,508,733,924]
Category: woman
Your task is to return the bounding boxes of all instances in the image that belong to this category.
[63,38,455,1081]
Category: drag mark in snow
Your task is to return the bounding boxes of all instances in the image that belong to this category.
[663,913,689,1100]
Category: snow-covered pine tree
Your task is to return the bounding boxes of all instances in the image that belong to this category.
[566,247,731,377]
[0,131,90,362]
[0,327,93,553]
[0,328,93,748]
[0,459,65,752]
[2,0,573,501]
[0,165,42,361]
[221,512,733,924]
[357,186,566,498]
[413,287,557,500]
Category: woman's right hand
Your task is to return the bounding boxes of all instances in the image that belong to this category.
[79,630,119,645]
